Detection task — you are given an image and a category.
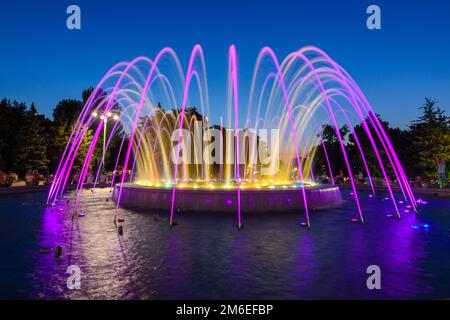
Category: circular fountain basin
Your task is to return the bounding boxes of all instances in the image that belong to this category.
[113,183,342,213]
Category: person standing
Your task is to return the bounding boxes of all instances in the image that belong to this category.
[437,158,447,188]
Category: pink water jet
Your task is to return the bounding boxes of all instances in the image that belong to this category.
[47,45,415,228]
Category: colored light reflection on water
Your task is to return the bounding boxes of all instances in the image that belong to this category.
[0,189,449,299]
[134,179,312,191]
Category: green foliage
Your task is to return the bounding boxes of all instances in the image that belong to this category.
[0,92,448,185]
[48,98,103,172]
[314,98,449,182]
[14,103,49,173]
[47,120,99,172]
[409,98,450,179]
[314,124,350,176]
[0,98,27,169]
[0,89,116,177]
[52,99,83,125]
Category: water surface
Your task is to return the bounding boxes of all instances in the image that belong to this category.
[0,189,449,299]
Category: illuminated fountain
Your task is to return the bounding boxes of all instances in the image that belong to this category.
[47,45,416,229]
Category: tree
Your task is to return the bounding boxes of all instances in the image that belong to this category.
[409,98,450,179]
[347,114,413,179]
[52,99,83,126]
[14,103,49,173]
[0,99,27,171]
[314,124,350,177]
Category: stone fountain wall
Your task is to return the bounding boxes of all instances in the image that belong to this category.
[113,183,342,213]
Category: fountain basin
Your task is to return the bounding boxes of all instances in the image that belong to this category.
[113,183,342,212]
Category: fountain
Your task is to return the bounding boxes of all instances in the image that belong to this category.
[47,45,416,228]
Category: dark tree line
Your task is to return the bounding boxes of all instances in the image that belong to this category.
[314,98,450,182]
[0,94,448,183]
[0,88,123,178]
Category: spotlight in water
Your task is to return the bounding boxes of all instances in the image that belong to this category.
[411,223,430,230]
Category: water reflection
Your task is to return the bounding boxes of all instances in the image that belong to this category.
[23,189,450,299]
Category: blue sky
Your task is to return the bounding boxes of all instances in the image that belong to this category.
[0,0,449,128]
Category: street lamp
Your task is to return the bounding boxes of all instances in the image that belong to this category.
[91,111,120,172]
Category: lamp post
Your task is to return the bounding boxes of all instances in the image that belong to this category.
[92,111,120,172]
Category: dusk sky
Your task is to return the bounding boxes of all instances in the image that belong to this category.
[0,0,449,128]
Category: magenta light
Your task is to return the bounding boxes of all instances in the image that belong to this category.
[257,47,311,228]
[47,45,417,230]
[170,45,205,226]
[307,47,403,218]
[291,49,365,224]
[229,45,242,229]
[115,51,178,217]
